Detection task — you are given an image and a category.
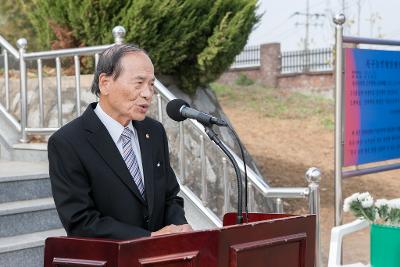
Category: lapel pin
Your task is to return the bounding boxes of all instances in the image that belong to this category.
[145,133,150,139]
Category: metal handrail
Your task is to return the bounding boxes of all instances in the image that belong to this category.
[0,104,21,131]
[0,35,19,59]
[0,35,19,111]
[157,77,313,201]
[24,44,112,60]
[343,36,400,46]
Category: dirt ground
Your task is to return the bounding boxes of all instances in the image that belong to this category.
[221,103,400,265]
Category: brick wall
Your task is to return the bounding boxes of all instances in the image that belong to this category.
[277,72,334,92]
[217,67,261,84]
[217,43,334,92]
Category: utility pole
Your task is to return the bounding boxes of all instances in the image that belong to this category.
[294,0,325,71]
[342,0,345,13]
[305,0,310,53]
[357,0,361,36]
[342,0,348,34]
[294,1,325,51]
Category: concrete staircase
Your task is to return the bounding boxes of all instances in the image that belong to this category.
[0,103,64,266]
[0,160,65,267]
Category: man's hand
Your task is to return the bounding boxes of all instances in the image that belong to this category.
[151,224,193,237]
[179,224,193,232]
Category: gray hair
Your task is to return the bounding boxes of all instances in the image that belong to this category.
[90,44,147,97]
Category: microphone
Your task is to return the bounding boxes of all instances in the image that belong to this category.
[166,99,228,127]
[167,98,243,224]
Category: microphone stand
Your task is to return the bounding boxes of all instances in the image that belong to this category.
[204,125,243,224]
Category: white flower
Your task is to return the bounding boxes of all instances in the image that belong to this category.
[345,193,360,204]
[349,192,361,201]
[388,199,400,209]
[355,192,373,208]
[375,199,389,209]
[344,192,400,226]
[361,197,374,208]
[358,192,369,198]
[357,192,371,201]
[343,193,360,212]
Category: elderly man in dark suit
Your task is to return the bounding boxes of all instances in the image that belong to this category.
[48,44,191,240]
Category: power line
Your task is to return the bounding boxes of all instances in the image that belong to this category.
[263,14,297,36]
[266,25,301,43]
[275,27,302,41]
[293,0,325,51]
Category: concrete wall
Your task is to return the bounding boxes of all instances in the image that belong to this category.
[0,75,96,129]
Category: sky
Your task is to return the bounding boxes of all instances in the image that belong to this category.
[248,0,400,51]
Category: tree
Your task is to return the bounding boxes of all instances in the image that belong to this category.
[0,0,39,50]
[26,0,260,94]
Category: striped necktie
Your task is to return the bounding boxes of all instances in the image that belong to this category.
[120,127,145,199]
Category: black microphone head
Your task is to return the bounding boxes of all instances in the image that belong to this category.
[166,99,190,122]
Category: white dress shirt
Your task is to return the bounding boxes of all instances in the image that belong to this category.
[94,104,144,181]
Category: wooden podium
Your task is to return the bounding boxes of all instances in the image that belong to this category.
[44,213,315,267]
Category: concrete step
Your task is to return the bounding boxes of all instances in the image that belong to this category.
[0,160,51,203]
[0,228,66,267]
[0,175,51,204]
[0,198,62,238]
[0,105,49,161]
[1,143,48,162]
[0,160,48,178]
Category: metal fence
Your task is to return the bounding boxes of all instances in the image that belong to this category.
[230,45,260,69]
[280,47,333,74]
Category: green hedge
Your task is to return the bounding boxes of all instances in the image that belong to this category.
[9,0,260,94]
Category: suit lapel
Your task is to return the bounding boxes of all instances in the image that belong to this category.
[82,103,146,205]
[134,120,155,217]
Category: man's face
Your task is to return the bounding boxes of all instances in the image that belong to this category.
[99,52,155,125]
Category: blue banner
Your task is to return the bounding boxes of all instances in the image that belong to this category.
[344,48,400,166]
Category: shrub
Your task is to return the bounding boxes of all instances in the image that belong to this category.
[24,0,260,94]
[0,1,39,50]
[235,73,254,86]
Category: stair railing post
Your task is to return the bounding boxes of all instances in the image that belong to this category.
[200,135,207,206]
[305,167,322,267]
[248,182,254,212]
[333,13,345,228]
[222,157,229,214]
[157,94,163,123]
[17,38,28,143]
[275,198,283,213]
[112,26,126,45]
[3,49,10,110]
[179,122,185,183]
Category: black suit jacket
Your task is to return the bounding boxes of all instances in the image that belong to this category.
[48,103,187,240]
